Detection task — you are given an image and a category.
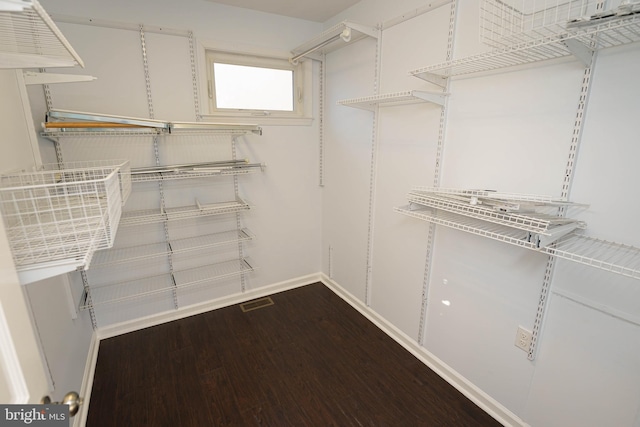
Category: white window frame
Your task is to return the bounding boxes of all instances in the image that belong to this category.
[198,41,313,126]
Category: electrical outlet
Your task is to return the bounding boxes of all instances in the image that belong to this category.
[515,326,532,352]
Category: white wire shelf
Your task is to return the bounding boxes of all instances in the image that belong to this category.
[80,258,254,309]
[407,189,585,236]
[410,12,640,85]
[41,128,162,141]
[290,20,379,62]
[173,258,254,288]
[479,0,638,47]
[41,110,263,136]
[131,161,264,183]
[337,90,448,110]
[0,0,84,69]
[0,165,123,283]
[119,197,251,226]
[395,205,640,281]
[91,228,253,267]
[412,187,568,203]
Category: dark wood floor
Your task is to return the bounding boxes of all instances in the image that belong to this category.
[87,283,501,426]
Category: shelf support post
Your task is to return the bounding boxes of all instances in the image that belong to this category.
[528,1,603,360]
[417,0,459,346]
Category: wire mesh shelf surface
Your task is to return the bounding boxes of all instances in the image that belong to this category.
[91,228,253,267]
[119,198,251,226]
[0,165,123,271]
[80,257,254,309]
[337,90,448,110]
[407,189,585,235]
[41,110,262,136]
[395,205,640,280]
[479,0,636,47]
[131,161,263,183]
[0,0,84,68]
[411,10,640,80]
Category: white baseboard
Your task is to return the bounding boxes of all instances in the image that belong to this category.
[320,273,530,427]
[96,273,322,339]
[74,331,99,427]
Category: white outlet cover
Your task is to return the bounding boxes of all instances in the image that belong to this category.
[515,326,533,352]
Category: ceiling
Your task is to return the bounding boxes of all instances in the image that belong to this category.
[205,0,361,22]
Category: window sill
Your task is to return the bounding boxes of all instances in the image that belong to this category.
[198,114,313,127]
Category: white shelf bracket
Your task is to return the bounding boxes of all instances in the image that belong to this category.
[347,22,380,39]
[413,90,447,106]
[413,71,448,88]
[560,38,594,67]
[530,223,581,249]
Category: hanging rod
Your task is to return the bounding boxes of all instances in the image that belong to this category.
[290,32,346,63]
[289,21,379,63]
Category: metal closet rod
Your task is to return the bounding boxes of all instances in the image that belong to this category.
[131,160,253,174]
[290,33,343,63]
[290,24,358,63]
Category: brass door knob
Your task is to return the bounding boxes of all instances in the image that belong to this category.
[41,391,84,417]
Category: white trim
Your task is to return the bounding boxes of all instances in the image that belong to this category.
[198,114,313,127]
[320,273,530,427]
[0,302,29,403]
[73,332,99,427]
[96,273,321,339]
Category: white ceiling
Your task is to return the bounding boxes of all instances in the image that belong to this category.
[204,0,361,22]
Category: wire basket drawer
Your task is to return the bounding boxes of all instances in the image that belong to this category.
[0,166,123,271]
[41,160,132,205]
[480,0,631,46]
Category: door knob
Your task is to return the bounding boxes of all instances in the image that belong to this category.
[41,391,83,417]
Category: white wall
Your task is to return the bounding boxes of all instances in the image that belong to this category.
[31,0,324,327]
[323,1,640,426]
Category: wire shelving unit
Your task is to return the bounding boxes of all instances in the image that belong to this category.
[0,0,84,69]
[119,198,251,226]
[42,110,266,327]
[41,109,263,136]
[410,7,640,85]
[407,188,586,238]
[91,228,253,267]
[395,188,640,280]
[479,0,638,47]
[80,258,254,309]
[338,90,449,110]
[130,161,264,183]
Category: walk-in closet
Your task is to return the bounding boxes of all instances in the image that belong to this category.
[1,0,639,426]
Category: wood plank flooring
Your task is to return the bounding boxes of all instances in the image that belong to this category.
[87,282,502,426]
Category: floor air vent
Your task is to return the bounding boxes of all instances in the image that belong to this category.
[240,297,274,312]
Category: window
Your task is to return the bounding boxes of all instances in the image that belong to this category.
[205,50,311,123]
